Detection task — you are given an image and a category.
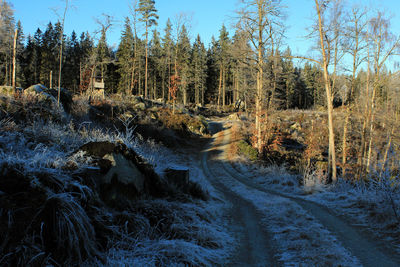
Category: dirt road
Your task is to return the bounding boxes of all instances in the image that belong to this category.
[200,120,399,266]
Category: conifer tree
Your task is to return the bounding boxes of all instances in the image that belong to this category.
[15,20,25,87]
[149,28,162,99]
[191,34,207,105]
[117,17,134,94]
[137,0,158,99]
[217,24,230,107]
[40,22,58,87]
[96,28,110,87]
[177,24,191,105]
[161,18,173,101]
[63,31,80,91]
[0,0,15,85]
[78,31,94,93]
[205,36,220,104]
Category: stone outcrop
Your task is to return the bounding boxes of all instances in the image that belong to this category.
[78,141,164,207]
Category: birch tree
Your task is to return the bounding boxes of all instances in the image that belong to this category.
[341,6,367,176]
[56,0,69,106]
[314,0,338,182]
[364,12,400,174]
[236,0,285,154]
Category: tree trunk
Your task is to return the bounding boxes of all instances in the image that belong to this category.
[12,29,17,90]
[217,66,222,108]
[380,126,394,178]
[144,24,149,99]
[315,0,337,182]
[50,71,52,89]
[341,109,350,176]
[130,61,135,95]
[222,68,226,107]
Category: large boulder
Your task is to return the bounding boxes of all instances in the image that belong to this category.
[25,84,57,103]
[24,84,73,112]
[78,141,164,207]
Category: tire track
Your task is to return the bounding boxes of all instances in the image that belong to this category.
[215,121,400,267]
[201,122,279,266]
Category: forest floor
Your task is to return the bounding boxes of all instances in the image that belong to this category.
[199,118,400,266]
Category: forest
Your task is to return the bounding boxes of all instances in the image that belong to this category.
[1,0,398,180]
[1,0,400,266]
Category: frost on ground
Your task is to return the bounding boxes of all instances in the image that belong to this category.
[0,96,233,266]
[209,158,361,266]
[231,146,400,256]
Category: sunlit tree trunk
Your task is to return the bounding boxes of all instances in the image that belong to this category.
[315,0,337,182]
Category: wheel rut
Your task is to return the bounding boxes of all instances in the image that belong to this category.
[201,122,279,266]
[210,120,400,267]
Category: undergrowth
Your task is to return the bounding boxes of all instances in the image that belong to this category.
[0,94,230,266]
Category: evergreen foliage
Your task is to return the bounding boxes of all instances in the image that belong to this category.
[0,0,396,111]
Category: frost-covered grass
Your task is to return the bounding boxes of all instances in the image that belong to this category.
[102,200,233,266]
[209,159,361,266]
[302,173,400,253]
[233,158,303,194]
[0,96,234,266]
[230,141,400,255]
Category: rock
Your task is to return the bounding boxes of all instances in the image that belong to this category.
[150,112,158,120]
[164,167,209,201]
[25,84,57,103]
[228,113,240,121]
[290,122,302,131]
[77,141,164,207]
[164,168,189,188]
[135,102,146,111]
[24,84,72,112]
[79,141,116,158]
[131,96,144,105]
[187,121,208,136]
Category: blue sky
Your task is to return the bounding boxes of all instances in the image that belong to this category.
[10,0,400,57]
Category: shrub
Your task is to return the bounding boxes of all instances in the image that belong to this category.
[237,140,258,161]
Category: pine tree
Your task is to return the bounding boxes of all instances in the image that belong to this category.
[176,24,191,105]
[28,28,43,85]
[280,47,297,109]
[217,25,231,107]
[15,20,25,87]
[63,31,80,91]
[231,29,251,108]
[40,22,58,87]
[117,17,134,95]
[78,31,94,93]
[191,34,207,105]
[205,36,220,104]
[0,0,15,85]
[96,28,111,91]
[137,0,158,99]
[149,28,162,99]
[161,18,173,101]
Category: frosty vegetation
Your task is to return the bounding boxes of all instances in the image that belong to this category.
[0,91,233,266]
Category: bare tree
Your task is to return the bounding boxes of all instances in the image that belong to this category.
[314,0,338,182]
[58,0,68,105]
[365,12,400,173]
[236,0,285,154]
[129,0,140,95]
[12,28,16,89]
[52,0,69,106]
[342,6,368,176]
